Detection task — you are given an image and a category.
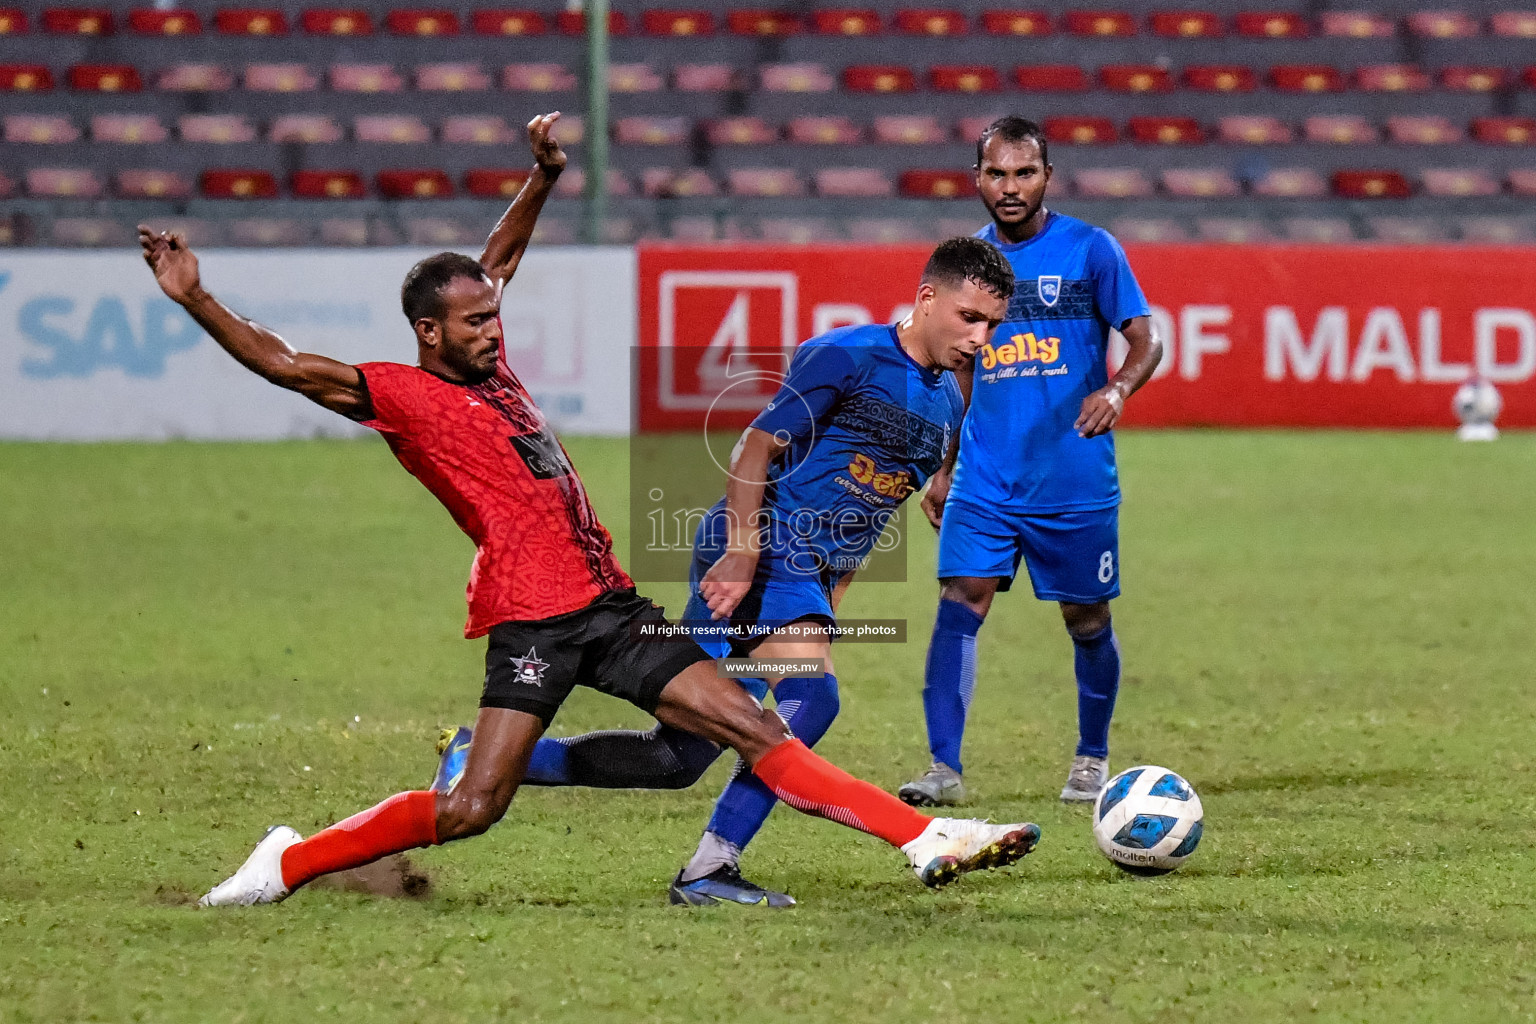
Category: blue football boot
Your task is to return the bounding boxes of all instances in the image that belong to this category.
[668,865,796,908]
[431,726,472,794]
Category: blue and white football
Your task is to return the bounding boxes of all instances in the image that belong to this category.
[1092,765,1204,876]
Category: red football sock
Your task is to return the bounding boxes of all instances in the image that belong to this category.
[752,739,929,848]
[280,790,439,891]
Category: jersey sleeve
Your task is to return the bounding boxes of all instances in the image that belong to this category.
[1086,230,1152,330]
[356,362,425,436]
[750,340,860,445]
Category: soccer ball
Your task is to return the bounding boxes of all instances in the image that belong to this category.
[1452,378,1502,426]
[1092,765,1204,876]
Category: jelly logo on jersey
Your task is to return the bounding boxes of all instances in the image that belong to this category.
[509,647,549,687]
[978,332,1061,370]
[848,453,916,499]
[1038,275,1062,308]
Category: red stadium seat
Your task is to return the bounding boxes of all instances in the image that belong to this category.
[332,64,404,93]
[116,169,192,199]
[1440,66,1507,92]
[957,114,1006,140]
[1014,64,1088,91]
[897,9,968,35]
[844,65,918,92]
[376,169,453,198]
[1184,65,1255,92]
[1161,167,1240,197]
[1129,116,1204,144]
[872,115,947,144]
[1332,170,1412,198]
[302,8,372,35]
[550,115,583,145]
[245,64,319,91]
[641,9,714,35]
[0,8,27,33]
[442,115,512,144]
[42,7,111,33]
[201,169,279,199]
[156,64,233,90]
[787,115,862,144]
[27,167,104,197]
[1357,65,1430,92]
[215,8,287,34]
[179,114,257,143]
[1235,11,1307,38]
[1491,12,1536,37]
[1110,218,1188,242]
[614,116,690,145]
[69,64,143,92]
[899,170,977,198]
[981,9,1052,35]
[1251,168,1327,198]
[1045,116,1117,144]
[471,9,547,35]
[555,10,628,34]
[404,218,475,246]
[1100,64,1173,92]
[464,168,531,198]
[1073,168,1153,198]
[1065,10,1135,36]
[674,64,737,91]
[1460,217,1536,244]
[91,113,167,143]
[705,116,776,145]
[0,64,53,91]
[3,114,79,143]
[609,63,664,92]
[814,167,894,197]
[50,217,130,246]
[931,65,1001,92]
[1282,217,1353,242]
[128,9,201,35]
[1386,115,1463,144]
[726,168,805,197]
[812,8,881,34]
[641,168,718,197]
[1149,11,1223,37]
[1422,167,1501,197]
[848,218,927,242]
[1367,216,1444,243]
[386,9,460,35]
[1197,219,1270,243]
[292,170,366,198]
[728,10,799,35]
[1525,66,1536,90]
[1217,114,1292,143]
[1270,65,1346,93]
[503,63,576,91]
[761,63,835,91]
[268,114,344,143]
[1509,169,1536,196]
[1304,115,1378,144]
[355,114,431,144]
[758,218,839,243]
[550,168,630,199]
[1319,11,1393,37]
[1473,117,1536,144]
[1407,11,1478,38]
[229,218,311,246]
[416,63,491,91]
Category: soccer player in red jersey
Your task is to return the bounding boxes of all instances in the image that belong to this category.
[138,113,1038,906]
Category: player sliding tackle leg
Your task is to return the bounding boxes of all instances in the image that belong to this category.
[137,112,1039,906]
[431,238,1033,906]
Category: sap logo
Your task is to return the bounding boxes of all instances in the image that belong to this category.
[979,332,1060,370]
[18,296,200,378]
[848,453,915,499]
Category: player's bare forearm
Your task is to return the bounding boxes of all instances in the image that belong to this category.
[699,428,786,618]
[480,112,565,287]
[1076,315,1161,438]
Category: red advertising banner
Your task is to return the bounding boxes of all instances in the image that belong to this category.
[636,243,1536,430]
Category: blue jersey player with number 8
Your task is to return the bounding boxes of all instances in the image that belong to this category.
[898,116,1164,809]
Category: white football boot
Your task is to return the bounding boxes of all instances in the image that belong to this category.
[1060,756,1110,803]
[900,818,1041,888]
[198,826,303,907]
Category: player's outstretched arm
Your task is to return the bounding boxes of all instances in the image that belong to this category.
[699,427,790,620]
[479,112,565,288]
[1075,315,1161,438]
[138,227,373,421]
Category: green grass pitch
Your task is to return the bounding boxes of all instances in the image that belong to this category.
[2,432,1534,1023]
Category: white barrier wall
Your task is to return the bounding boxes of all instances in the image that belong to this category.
[0,247,635,439]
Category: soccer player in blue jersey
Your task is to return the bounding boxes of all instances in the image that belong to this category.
[432,238,1036,906]
[897,116,1164,808]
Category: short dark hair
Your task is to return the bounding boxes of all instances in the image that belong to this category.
[400,252,490,323]
[921,237,1015,300]
[975,115,1049,169]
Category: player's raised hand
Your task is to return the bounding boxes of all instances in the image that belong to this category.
[699,550,757,621]
[921,467,952,530]
[527,112,566,177]
[1075,382,1127,438]
[137,226,202,305]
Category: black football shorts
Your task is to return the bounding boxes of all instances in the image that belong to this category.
[481,588,714,726]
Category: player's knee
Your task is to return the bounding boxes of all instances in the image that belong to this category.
[436,785,511,841]
[940,577,995,616]
[1063,602,1111,641]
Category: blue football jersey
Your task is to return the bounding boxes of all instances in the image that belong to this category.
[950,212,1151,513]
[730,323,965,577]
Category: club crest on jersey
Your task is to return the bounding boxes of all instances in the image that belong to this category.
[510,647,549,687]
[1037,275,1062,308]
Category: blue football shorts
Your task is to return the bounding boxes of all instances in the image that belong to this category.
[935,497,1120,604]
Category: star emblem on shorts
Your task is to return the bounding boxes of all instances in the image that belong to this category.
[510,647,549,687]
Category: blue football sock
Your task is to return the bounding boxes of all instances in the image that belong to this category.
[1072,620,1120,758]
[922,598,984,774]
[695,674,841,861]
